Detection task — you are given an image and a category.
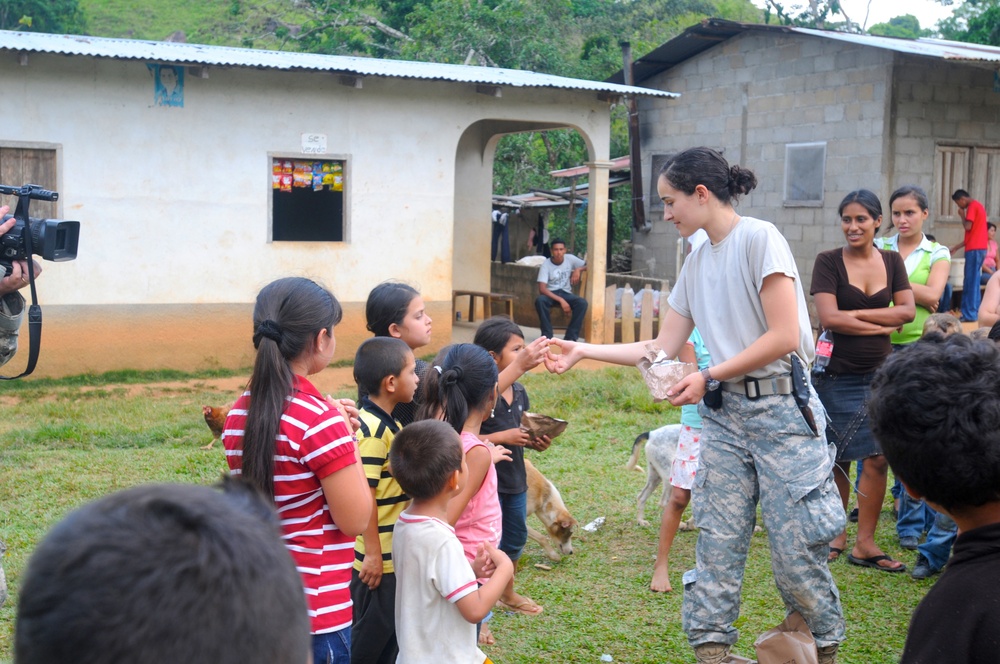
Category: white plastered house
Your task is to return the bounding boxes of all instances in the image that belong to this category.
[0,31,674,377]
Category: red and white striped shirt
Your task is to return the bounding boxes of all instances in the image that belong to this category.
[223,375,357,634]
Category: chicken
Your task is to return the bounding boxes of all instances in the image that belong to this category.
[201,404,231,450]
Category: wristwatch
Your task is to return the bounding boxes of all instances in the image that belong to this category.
[701,367,720,391]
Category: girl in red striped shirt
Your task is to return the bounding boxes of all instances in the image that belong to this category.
[223,277,371,664]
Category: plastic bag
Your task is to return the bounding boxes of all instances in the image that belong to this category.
[635,343,697,402]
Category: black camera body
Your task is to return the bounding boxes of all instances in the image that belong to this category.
[0,184,79,277]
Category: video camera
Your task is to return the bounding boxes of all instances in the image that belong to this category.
[0,183,81,380]
[0,184,80,277]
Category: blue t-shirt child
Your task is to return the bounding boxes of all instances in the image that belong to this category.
[681,328,711,429]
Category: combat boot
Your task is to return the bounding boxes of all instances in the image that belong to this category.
[817,643,839,664]
[693,643,731,664]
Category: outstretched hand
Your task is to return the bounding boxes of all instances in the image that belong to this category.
[516,336,550,373]
[544,338,583,374]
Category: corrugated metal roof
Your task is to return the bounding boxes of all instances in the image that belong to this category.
[796,27,1000,62]
[0,29,677,98]
[550,155,630,178]
[608,18,1000,85]
[494,175,631,209]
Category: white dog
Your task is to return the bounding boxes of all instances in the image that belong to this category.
[626,424,697,529]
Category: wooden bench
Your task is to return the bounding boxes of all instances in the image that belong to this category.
[452,290,515,322]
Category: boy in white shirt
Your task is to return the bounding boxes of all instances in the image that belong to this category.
[390,420,514,664]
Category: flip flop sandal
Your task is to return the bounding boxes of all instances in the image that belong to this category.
[847,553,907,573]
[827,546,844,562]
[497,597,544,615]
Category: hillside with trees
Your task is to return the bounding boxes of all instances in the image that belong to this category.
[3,0,995,257]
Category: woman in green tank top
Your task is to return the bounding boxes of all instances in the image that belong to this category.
[875,185,951,345]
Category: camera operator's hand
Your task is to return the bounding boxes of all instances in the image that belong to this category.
[0,206,42,296]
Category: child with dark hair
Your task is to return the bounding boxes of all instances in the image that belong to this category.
[418,342,513,645]
[362,281,433,425]
[474,316,552,616]
[223,276,371,664]
[15,480,311,664]
[350,336,419,664]
[869,334,1000,663]
[390,420,514,664]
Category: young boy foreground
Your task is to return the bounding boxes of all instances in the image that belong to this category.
[869,334,1000,663]
[389,419,513,664]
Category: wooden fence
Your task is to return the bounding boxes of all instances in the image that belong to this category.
[604,283,670,343]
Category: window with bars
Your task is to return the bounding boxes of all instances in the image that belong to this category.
[270,157,346,242]
[0,147,58,218]
[783,142,826,207]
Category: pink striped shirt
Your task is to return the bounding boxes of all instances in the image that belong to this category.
[223,375,357,634]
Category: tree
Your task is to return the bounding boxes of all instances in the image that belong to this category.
[868,14,930,38]
[0,0,86,33]
[938,0,1000,45]
[761,0,862,31]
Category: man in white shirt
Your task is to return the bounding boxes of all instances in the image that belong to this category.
[535,238,587,341]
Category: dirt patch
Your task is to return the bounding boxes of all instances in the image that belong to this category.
[2,358,604,405]
[1,366,361,406]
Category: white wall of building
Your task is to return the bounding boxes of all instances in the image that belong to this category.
[0,52,611,375]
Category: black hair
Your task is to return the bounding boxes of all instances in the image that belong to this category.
[245,277,341,499]
[423,343,497,434]
[473,316,524,356]
[389,419,464,500]
[415,345,452,422]
[354,336,412,397]
[869,334,1000,512]
[365,281,420,337]
[658,147,757,205]
[550,238,566,248]
[838,189,883,234]
[990,222,997,232]
[952,189,970,201]
[14,480,310,664]
[889,184,929,212]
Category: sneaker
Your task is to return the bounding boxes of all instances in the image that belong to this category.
[817,643,839,664]
[848,507,858,523]
[911,554,940,580]
[899,536,919,550]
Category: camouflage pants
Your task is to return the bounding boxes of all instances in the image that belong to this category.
[682,387,846,648]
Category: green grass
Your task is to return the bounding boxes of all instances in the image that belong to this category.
[77,0,309,50]
[0,367,929,662]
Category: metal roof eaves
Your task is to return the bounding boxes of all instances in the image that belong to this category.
[790,27,1000,63]
[0,30,678,97]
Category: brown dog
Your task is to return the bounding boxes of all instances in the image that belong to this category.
[525,458,577,561]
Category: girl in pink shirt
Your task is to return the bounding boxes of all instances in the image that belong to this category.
[418,343,512,646]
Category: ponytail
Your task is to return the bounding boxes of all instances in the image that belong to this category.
[434,344,498,434]
[242,277,341,499]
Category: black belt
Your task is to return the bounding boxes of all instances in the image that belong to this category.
[721,375,794,399]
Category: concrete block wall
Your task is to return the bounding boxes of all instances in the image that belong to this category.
[632,31,895,304]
